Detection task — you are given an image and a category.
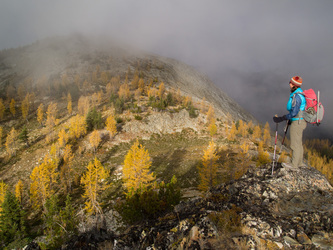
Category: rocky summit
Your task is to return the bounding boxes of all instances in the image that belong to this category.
[58,163,333,249]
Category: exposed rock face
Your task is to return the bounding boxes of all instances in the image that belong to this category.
[123,110,205,136]
[60,163,333,249]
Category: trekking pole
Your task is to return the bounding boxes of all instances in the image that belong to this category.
[272,116,279,175]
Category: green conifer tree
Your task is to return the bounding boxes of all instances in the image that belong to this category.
[0,191,26,244]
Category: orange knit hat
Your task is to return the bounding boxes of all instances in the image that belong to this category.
[290,76,302,87]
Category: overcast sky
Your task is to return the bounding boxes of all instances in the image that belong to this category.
[1,0,333,139]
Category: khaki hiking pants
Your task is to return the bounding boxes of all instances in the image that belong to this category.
[290,119,307,167]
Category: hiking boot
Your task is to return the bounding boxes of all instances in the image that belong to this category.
[281,162,297,169]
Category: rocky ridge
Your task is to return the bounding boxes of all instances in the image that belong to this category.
[58,163,333,249]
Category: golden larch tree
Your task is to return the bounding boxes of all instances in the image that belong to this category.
[183,95,192,107]
[252,124,262,141]
[69,114,87,139]
[240,142,249,155]
[206,105,215,125]
[15,179,24,204]
[10,98,16,117]
[138,78,145,94]
[37,103,44,126]
[263,122,271,146]
[21,94,30,121]
[131,75,140,89]
[0,181,8,213]
[46,102,58,129]
[6,127,17,157]
[89,130,101,153]
[175,88,182,104]
[78,96,90,116]
[208,119,217,137]
[30,156,58,210]
[58,128,68,148]
[80,157,110,215]
[237,120,248,138]
[227,123,237,141]
[123,139,155,196]
[118,83,131,101]
[0,99,5,120]
[61,144,74,193]
[67,93,72,115]
[198,140,219,192]
[106,114,117,137]
[158,82,165,99]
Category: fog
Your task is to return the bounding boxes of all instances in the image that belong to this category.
[1,0,333,140]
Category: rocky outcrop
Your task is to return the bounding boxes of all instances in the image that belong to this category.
[123,109,205,136]
[60,163,333,249]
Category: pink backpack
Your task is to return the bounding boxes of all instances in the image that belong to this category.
[300,89,324,125]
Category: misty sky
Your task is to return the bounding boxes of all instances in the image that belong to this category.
[1,0,333,139]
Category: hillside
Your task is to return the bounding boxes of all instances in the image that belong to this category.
[0,34,254,121]
[0,35,332,249]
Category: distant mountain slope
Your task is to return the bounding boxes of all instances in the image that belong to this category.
[0,34,255,122]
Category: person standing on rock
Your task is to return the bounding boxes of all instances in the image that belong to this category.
[273,76,307,168]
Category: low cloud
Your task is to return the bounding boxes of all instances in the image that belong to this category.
[1,0,332,139]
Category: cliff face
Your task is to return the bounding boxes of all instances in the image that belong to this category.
[62,163,333,249]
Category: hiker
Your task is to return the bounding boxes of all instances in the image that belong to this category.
[273,76,307,168]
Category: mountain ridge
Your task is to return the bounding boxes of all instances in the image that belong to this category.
[0,35,332,249]
[0,34,255,122]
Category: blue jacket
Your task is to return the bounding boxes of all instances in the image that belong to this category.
[286,88,306,121]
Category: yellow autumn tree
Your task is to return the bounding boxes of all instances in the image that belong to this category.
[5,127,17,157]
[67,92,72,115]
[30,156,58,210]
[237,120,248,138]
[37,103,44,126]
[69,114,87,139]
[78,96,90,116]
[227,123,237,141]
[46,102,58,129]
[263,122,271,147]
[80,157,110,215]
[0,181,8,213]
[58,128,68,148]
[208,119,217,137]
[61,144,74,193]
[252,124,262,141]
[10,98,16,117]
[183,95,192,108]
[138,78,145,94]
[123,139,155,196]
[89,130,101,153]
[240,141,249,155]
[0,99,5,120]
[198,140,219,192]
[206,105,215,125]
[21,94,30,121]
[15,179,24,204]
[175,88,182,104]
[257,141,270,166]
[158,82,165,99]
[106,114,117,137]
[118,83,131,101]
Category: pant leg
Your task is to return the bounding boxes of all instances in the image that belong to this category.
[290,119,307,167]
